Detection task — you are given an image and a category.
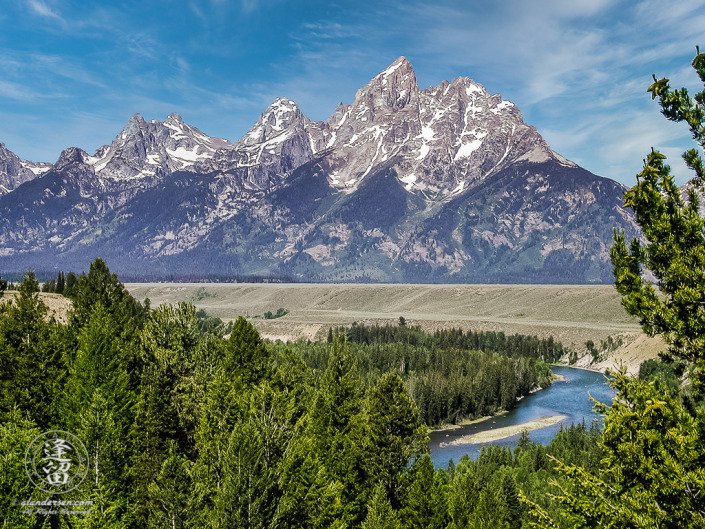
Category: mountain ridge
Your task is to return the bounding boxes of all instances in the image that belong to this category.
[0,57,638,283]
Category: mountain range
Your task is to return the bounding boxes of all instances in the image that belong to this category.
[0,57,638,283]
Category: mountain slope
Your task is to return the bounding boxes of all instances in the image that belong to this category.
[0,57,638,282]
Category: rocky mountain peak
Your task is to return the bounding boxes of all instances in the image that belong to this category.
[238,97,309,147]
[351,56,420,118]
[85,113,233,182]
[121,113,147,139]
[165,112,184,125]
[0,56,638,284]
[50,147,96,189]
[0,143,41,194]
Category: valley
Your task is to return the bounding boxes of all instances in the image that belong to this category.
[125,282,663,374]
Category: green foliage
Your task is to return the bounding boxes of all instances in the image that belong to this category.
[612,49,705,378]
[536,372,705,527]
[61,304,135,518]
[69,258,148,334]
[264,307,289,319]
[56,271,65,295]
[399,455,449,529]
[223,315,272,385]
[639,358,684,397]
[0,270,64,428]
[527,48,705,528]
[585,339,599,362]
[362,484,402,529]
[64,271,77,297]
[145,443,191,529]
[0,258,615,528]
[278,328,555,428]
[0,410,41,529]
[366,372,428,505]
[343,323,564,363]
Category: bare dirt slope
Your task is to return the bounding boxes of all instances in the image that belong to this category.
[2,291,72,323]
[126,283,663,374]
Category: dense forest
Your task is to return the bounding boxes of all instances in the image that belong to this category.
[278,324,557,427]
[1,258,613,528]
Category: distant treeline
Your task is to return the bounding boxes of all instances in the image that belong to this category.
[340,321,565,363]
[3,269,300,284]
[116,273,301,283]
[274,323,556,427]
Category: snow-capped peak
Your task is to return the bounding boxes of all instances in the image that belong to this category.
[238,97,308,147]
[86,113,233,180]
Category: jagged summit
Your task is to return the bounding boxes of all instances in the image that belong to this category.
[0,57,634,283]
[83,112,233,181]
[0,143,44,195]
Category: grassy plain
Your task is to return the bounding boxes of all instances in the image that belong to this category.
[125,283,663,373]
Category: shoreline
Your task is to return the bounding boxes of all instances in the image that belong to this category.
[432,372,564,432]
[431,410,510,432]
[442,415,568,446]
[552,362,610,375]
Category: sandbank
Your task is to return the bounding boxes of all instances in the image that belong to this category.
[446,415,568,445]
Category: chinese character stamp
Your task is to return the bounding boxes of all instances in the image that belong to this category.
[25,431,88,494]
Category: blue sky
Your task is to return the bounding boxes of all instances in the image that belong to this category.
[1,0,704,186]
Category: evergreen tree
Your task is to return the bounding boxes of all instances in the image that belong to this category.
[64,271,77,297]
[362,484,402,529]
[400,454,449,529]
[529,46,705,529]
[56,271,65,295]
[0,270,63,427]
[365,372,428,506]
[611,48,705,379]
[212,407,279,528]
[501,473,521,529]
[0,410,41,529]
[145,444,191,529]
[129,363,181,527]
[192,317,272,526]
[61,305,135,522]
[69,258,147,335]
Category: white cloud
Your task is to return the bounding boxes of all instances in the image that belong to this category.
[26,0,64,22]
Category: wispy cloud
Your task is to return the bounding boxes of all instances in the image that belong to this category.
[26,0,64,22]
[0,79,62,101]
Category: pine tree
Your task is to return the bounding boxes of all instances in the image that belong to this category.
[400,454,449,529]
[56,271,65,295]
[365,372,428,506]
[501,473,521,529]
[145,444,191,529]
[61,305,134,521]
[0,270,63,428]
[362,484,402,529]
[0,410,41,529]
[611,48,705,379]
[528,46,705,529]
[64,271,77,297]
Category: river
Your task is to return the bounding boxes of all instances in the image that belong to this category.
[429,366,616,468]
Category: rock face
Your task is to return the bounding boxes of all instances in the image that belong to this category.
[0,57,638,282]
[0,143,51,195]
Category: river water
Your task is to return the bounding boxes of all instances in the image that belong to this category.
[429,366,616,468]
